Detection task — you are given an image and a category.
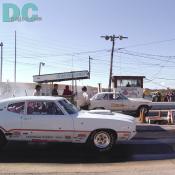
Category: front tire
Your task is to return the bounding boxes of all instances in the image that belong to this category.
[89,130,115,152]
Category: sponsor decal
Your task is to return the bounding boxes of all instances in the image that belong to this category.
[13,131,21,136]
[65,135,71,139]
[111,103,126,108]
[77,134,87,138]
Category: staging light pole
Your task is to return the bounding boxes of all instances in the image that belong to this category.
[39,62,45,75]
[0,42,3,83]
[101,35,128,91]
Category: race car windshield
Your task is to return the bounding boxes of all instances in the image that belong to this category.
[118,93,128,100]
[58,100,78,114]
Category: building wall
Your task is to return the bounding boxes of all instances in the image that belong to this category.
[0,82,98,99]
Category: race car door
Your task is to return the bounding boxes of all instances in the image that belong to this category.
[110,93,125,111]
[2,101,25,141]
[21,100,74,142]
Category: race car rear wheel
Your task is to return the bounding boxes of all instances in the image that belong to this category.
[137,105,149,117]
[0,132,7,149]
[89,130,116,152]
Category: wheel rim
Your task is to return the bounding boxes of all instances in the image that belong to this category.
[93,131,111,149]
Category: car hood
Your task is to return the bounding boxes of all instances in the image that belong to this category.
[77,110,135,123]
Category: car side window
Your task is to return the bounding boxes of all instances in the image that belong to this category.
[103,94,109,100]
[108,94,114,100]
[101,94,115,100]
[7,102,25,114]
[114,94,123,100]
[95,94,105,100]
[27,101,64,115]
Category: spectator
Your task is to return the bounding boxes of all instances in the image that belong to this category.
[157,91,162,102]
[167,91,172,102]
[52,84,59,96]
[172,91,175,102]
[126,82,131,87]
[152,93,157,102]
[164,94,168,102]
[33,85,42,96]
[77,86,90,110]
[62,85,72,96]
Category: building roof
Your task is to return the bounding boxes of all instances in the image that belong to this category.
[112,76,145,80]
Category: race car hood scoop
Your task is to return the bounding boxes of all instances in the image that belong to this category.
[79,110,135,123]
[88,110,114,115]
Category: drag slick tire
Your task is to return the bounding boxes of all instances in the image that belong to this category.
[137,105,149,117]
[88,130,116,152]
[0,132,7,150]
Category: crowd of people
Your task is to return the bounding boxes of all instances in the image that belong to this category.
[33,84,73,97]
[33,84,90,110]
[152,91,175,102]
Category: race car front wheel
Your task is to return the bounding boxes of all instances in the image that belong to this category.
[89,130,115,152]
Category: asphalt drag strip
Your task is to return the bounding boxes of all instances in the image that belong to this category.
[0,139,175,163]
[0,139,175,175]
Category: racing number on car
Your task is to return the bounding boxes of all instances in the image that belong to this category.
[111,103,126,111]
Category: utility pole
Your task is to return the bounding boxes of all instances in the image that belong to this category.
[14,31,16,83]
[0,42,3,82]
[89,56,93,79]
[101,35,128,91]
[98,83,102,93]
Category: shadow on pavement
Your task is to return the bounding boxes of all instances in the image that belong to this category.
[136,125,166,132]
[0,141,175,163]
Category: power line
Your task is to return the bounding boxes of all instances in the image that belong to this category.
[120,38,175,49]
[120,49,175,59]
[156,77,175,80]
[18,33,96,50]
[118,51,175,64]
[144,78,168,88]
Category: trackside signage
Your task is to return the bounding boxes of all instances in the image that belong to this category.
[2,3,42,22]
[33,70,90,83]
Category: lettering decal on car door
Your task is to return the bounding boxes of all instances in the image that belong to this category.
[111,104,126,108]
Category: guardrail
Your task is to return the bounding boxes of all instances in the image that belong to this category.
[139,109,175,125]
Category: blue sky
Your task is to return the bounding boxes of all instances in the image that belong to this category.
[0,0,175,89]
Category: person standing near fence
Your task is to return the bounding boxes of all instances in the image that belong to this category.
[33,85,42,96]
[52,84,59,96]
[62,85,72,96]
[77,86,90,110]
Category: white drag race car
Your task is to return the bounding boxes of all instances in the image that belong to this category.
[0,96,136,152]
[90,92,152,115]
